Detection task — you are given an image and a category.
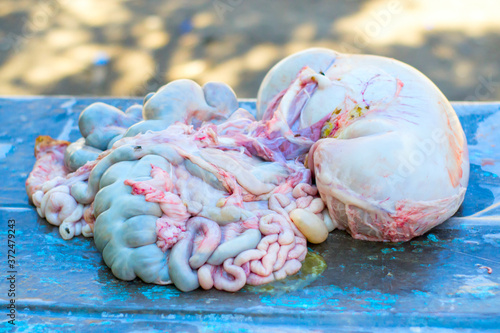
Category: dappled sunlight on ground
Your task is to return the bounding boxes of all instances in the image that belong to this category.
[335,0,500,47]
[0,0,499,101]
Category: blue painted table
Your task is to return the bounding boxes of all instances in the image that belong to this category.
[0,97,499,332]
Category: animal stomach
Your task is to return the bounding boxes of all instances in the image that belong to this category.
[258,48,469,241]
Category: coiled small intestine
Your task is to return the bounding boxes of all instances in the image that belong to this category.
[196,182,328,292]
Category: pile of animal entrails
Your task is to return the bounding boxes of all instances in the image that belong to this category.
[26,48,469,292]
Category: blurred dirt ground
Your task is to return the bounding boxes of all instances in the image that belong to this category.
[0,0,499,101]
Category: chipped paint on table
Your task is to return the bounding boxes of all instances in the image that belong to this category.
[0,98,499,331]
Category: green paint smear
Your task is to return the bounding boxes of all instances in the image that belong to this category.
[243,250,327,294]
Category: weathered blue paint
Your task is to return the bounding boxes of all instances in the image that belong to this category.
[426,234,439,242]
[0,98,499,331]
[381,247,405,254]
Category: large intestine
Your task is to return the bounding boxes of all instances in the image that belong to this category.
[26,48,469,291]
[26,78,332,292]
